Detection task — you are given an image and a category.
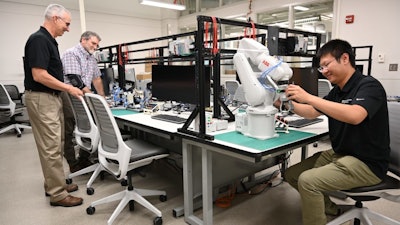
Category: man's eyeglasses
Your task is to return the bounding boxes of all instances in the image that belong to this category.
[57,16,70,27]
[317,59,336,73]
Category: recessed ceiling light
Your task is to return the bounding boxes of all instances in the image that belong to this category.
[294,6,309,11]
[139,0,186,11]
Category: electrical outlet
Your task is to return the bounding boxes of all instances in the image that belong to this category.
[389,64,398,71]
[378,53,385,63]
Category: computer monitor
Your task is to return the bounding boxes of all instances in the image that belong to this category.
[356,64,364,74]
[151,65,211,106]
[289,67,319,96]
[125,67,136,84]
[100,67,114,96]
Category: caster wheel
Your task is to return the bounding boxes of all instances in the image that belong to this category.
[121,179,128,186]
[159,195,167,202]
[313,142,318,147]
[86,206,95,215]
[17,133,21,138]
[66,178,72,184]
[87,187,94,195]
[20,128,24,132]
[153,217,162,225]
[129,200,135,211]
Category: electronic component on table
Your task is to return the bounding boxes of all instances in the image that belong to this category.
[126,105,143,112]
[143,103,159,114]
[151,114,187,124]
[287,118,323,128]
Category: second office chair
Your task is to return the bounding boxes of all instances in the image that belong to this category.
[85,93,169,225]
[66,94,104,195]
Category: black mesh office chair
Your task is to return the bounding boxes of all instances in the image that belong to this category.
[327,101,400,225]
[0,84,31,137]
[85,93,169,225]
[224,80,240,105]
[318,79,333,98]
[66,94,103,195]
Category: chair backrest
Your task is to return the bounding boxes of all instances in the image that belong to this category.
[68,94,100,153]
[0,83,16,116]
[318,79,333,98]
[388,101,400,177]
[85,93,132,178]
[4,85,21,102]
[225,80,239,96]
[225,80,240,104]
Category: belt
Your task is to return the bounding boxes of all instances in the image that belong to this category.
[26,90,60,96]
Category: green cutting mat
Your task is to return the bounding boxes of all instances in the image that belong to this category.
[111,109,139,116]
[215,130,315,151]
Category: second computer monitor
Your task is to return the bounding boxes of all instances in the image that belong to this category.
[290,67,319,96]
[151,65,211,106]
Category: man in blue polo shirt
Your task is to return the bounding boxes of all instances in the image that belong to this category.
[283,39,390,225]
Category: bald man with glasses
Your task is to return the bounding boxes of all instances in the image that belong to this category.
[24,4,84,207]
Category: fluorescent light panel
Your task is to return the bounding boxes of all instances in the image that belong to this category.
[294,5,309,11]
[139,0,186,11]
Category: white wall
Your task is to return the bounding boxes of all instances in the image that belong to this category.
[333,0,400,96]
[0,1,164,91]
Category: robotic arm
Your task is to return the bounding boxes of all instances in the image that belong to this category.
[233,38,293,139]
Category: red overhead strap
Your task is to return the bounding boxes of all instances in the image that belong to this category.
[204,21,209,49]
[211,16,219,55]
[250,21,256,39]
[118,44,129,66]
[204,17,219,55]
[244,20,256,39]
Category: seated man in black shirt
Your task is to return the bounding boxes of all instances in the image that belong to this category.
[283,39,390,225]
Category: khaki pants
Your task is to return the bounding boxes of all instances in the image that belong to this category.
[25,91,68,202]
[284,149,381,225]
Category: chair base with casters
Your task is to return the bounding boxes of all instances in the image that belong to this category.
[86,167,167,225]
[0,84,31,137]
[85,138,168,225]
[67,162,106,195]
[0,122,31,137]
[327,175,400,225]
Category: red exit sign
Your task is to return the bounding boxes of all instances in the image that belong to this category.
[346,15,354,24]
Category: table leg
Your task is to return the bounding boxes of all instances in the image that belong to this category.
[301,145,309,160]
[202,148,213,225]
[183,143,196,223]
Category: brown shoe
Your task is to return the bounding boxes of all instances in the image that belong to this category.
[50,195,83,207]
[45,183,79,197]
[65,183,78,193]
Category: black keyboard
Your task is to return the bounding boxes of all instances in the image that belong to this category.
[287,118,323,128]
[151,114,187,124]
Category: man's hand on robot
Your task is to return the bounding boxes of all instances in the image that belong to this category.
[286,84,310,103]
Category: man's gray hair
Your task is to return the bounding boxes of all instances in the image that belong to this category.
[80,31,102,42]
[44,4,70,20]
